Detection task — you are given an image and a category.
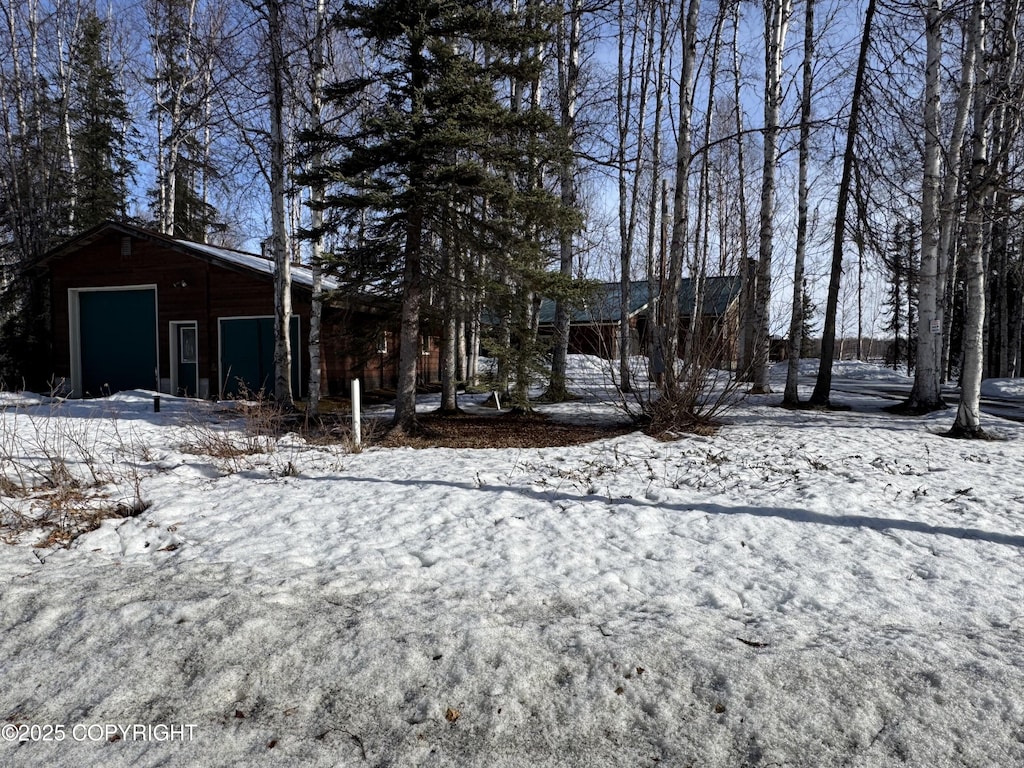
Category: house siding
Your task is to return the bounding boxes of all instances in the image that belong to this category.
[47,230,311,397]
[43,224,440,398]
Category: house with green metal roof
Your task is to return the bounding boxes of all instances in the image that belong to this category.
[537,276,742,365]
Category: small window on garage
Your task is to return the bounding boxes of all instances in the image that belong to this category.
[179,325,197,364]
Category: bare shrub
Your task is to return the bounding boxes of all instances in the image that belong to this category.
[178,417,267,464]
[0,475,21,496]
[178,388,369,476]
[641,366,742,438]
[177,391,283,468]
[315,412,388,454]
[0,394,152,548]
[616,333,745,437]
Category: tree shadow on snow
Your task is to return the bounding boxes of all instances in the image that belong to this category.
[318,475,1024,549]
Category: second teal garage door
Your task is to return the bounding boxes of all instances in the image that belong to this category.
[219,317,300,398]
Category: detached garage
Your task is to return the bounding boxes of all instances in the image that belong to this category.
[37,220,441,399]
[43,222,317,399]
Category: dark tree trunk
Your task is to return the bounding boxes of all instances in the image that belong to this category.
[810,0,877,406]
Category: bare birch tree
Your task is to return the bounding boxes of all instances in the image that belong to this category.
[936,2,978,382]
[645,0,669,388]
[951,0,990,436]
[616,0,653,393]
[731,0,756,381]
[951,0,1022,436]
[749,0,793,394]
[904,0,947,412]
[664,0,701,392]
[688,1,729,366]
[146,0,202,236]
[265,0,293,406]
[783,0,816,405]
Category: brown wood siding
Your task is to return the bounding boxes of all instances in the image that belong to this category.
[568,324,617,358]
[47,230,315,396]
[317,308,441,394]
[320,307,398,394]
[44,226,436,399]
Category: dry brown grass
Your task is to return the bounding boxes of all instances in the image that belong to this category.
[0,400,151,548]
[0,480,151,549]
[0,475,22,497]
[376,411,636,450]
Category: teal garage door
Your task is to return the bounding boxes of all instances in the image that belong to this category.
[78,289,157,396]
[219,317,300,398]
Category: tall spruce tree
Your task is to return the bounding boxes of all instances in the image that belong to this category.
[799,279,818,357]
[0,71,70,388]
[306,0,571,433]
[882,222,919,373]
[69,12,133,230]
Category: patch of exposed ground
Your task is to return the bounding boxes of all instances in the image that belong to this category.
[376,411,636,449]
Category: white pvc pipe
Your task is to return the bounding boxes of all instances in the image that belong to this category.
[351,379,361,449]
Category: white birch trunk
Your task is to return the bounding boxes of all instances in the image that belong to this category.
[56,8,80,228]
[940,0,981,380]
[750,0,792,394]
[784,0,815,405]
[267,0,292,406]
[951,0,989,437]
[2,3,30,141]
[148,0,202,236]
[306,0,328,417]
[456,302,467,383]
[664,0,701,391]
[908,0,946,411]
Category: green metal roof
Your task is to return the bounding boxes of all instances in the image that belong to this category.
[538,276,741,325]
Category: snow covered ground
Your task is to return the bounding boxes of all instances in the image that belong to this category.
[2,358,1024,767]
[984,377,1024,400]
